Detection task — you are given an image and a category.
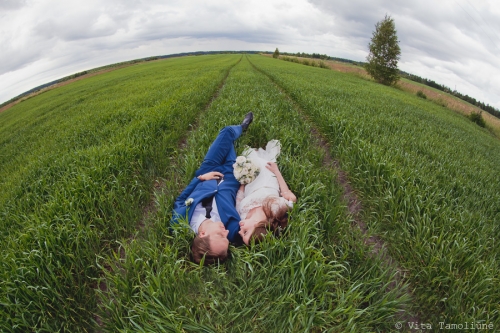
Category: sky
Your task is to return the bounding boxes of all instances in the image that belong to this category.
[1,0,499,109]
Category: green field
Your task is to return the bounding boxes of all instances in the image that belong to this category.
[1,54,498,332]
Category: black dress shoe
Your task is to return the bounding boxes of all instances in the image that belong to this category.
[241,112,254,131]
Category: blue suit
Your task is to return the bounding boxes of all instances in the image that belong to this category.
[171,125,243,243]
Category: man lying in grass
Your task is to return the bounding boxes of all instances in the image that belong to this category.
[171,113,253,264]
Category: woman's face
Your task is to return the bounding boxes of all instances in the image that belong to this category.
[238,219,258,245]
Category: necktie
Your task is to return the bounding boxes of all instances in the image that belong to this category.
[201,177,222,219]
[201,196,214,219]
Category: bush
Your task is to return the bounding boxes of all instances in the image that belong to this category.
[302,59,310,66]
[416,91,427,99]
[273,48,280,59]
[468,111,486,127]
[281,56,300,64]
[319,61,329,69]
[434,98,448,108]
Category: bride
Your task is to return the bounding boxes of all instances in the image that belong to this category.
[236,140,296,245]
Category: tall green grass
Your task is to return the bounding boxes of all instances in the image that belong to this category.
[249,54,500,326]
[98,56,411,332]
[0,55,240,332]
[2,53,498,331]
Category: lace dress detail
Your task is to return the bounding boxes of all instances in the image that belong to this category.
[236,140,293,219]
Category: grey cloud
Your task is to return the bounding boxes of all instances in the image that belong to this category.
[133,26,282,45]
[0,0,27,10]
[34,16,119,41]
[126,5,286,46]
[309,0,499,64]
[0,29,56,75]
[30,0,142,42]
[0,48,42,75]
[307,0,395,35]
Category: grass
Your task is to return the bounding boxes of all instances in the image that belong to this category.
[250,54,500,326]
[0,54,241,332]
[98,56,409,332]
[275,53,500,138]
[1,53,498,331]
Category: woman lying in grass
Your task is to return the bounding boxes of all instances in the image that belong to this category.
[236,140,297,245]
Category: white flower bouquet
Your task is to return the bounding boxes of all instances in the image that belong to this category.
[233,155,260,184]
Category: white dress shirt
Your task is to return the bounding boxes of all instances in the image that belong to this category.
[189,197,221,234]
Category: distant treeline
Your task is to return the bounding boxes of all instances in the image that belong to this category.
[279,51,499,119]
[0,51,261,109]
[280,51,365,66]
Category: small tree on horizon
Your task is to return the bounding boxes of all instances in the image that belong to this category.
[365,15,401,86]
[273,48,280,58]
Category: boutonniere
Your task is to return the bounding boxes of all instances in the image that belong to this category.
[185,198,194,206]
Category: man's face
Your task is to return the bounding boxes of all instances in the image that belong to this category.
[238,219,257,245]
[199,220,229,254]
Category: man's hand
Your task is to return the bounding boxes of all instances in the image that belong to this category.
[197,171,224,181]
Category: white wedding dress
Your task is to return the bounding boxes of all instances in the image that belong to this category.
[236,140,293,219]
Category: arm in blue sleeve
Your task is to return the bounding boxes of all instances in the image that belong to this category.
[173,177,201,211]
[226,217,242,244]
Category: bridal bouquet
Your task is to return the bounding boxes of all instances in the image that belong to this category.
[233,155,260,184]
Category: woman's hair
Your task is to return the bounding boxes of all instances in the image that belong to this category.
[262,196,289,230]
[250,220,271,243]
[191,235,228,265]
[249,196,290,244]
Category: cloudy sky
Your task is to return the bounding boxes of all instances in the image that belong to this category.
[1,0,499,109]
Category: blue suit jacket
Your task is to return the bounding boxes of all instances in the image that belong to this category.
[171,174,242,243]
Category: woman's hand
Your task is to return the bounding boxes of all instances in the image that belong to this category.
[266,161,297,203]
[197,171,224,181]
[281,190,297,203]
[265,161,280,175]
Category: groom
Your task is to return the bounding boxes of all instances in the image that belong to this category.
[171,112,253,264]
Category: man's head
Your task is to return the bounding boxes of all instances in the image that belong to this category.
[191,220,229,265]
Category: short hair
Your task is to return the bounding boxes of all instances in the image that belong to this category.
[191,235,228,265]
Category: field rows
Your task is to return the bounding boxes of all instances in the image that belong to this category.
[249,55,500,326]
[0,55,241,332]
[0,54,498,332]
[98,56,410,332]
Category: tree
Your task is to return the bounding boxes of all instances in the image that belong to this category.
[365,15,401,86]
[273,48,280,58]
